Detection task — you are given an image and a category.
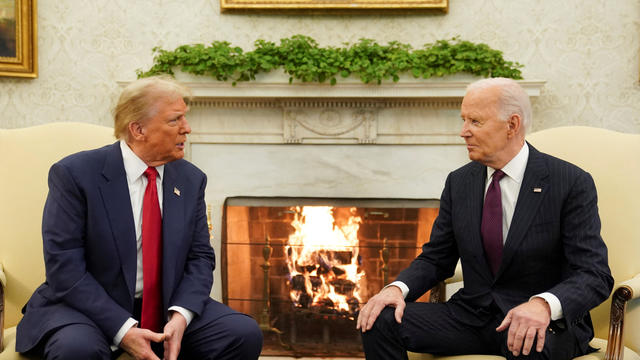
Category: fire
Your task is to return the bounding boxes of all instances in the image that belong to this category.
[285,206,363,315]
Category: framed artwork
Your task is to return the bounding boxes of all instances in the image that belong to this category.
[220,0,447,13]
[0,0,36,78]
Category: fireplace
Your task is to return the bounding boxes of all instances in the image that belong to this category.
[169,77,543,358]
[221,197,438,357]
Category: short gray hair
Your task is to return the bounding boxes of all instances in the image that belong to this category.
[466,77,532,133]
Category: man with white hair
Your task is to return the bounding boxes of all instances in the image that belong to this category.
[357,78,613,359]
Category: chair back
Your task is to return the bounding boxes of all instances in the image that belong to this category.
[0,122,115,329]
[527,126,640,353]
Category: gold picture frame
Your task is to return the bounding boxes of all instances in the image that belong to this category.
[0,0,37,78]
[220,0,447,13]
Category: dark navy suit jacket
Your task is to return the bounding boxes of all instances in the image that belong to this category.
[16,142,215,352]
[396,143,613,352]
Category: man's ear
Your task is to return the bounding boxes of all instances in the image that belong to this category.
[507,114,522,137]
[128,121,145,141]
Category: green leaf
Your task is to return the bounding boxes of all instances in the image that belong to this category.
[137,35,523,84]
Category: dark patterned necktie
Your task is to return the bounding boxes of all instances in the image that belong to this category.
[141,167,163,332]
[481,169,506,275]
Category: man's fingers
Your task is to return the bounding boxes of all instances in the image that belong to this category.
[144,329,166,343]
[506,321,518,351]
[363,302,385,331]
[164,341,179,360]
[536,327,546,352]
[356,286,405,332]
[394,301,405,324]
[521,327,538,355]
[496,311,512,332]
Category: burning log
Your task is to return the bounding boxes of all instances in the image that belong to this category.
[332,251,353,265]
[348,297,360,314]
[309,276,322,291]
[331,266,346,277]
[330,279,355,295]
[291,274,306,291]
[285,206,364,317]
[298,292,312,309]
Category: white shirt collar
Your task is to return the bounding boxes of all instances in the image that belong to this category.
[486,142,529,183]
[119,140,164,182]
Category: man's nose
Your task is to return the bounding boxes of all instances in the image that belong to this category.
[460,121,470,137]
[182,118,192,134]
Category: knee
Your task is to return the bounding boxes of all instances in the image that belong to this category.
[45,334,110,360]
[361,307,398,340]
[226,315,263,356]
[372,307,399,331]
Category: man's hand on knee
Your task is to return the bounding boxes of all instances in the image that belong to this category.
[163,311,187,360]
[496,297,551,356]
[120,327,165,360]
[356,285,405,333]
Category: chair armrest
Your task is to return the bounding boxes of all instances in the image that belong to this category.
[1,263,5,352]
[0,263,5,288]
[429,261,463,303]
[605,272,640,360]
[444,261,463,284]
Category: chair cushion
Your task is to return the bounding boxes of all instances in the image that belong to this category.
[408,353,504,360]
[0,327,33,360]
[407,338,640,360]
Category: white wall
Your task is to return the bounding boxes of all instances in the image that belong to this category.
[1,0,639,133]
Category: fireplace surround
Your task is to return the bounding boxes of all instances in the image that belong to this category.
[221,198,439,356]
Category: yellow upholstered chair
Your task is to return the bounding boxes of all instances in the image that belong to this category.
[0,123,132,360]
[409,126,640,360]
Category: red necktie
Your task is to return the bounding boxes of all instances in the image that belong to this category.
[141,167,163,332]
[481,169,506,275]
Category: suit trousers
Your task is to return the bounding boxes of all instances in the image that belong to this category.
[361,302,584,360]
[29,298,263,360]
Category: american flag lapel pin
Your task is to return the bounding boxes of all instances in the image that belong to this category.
[174,187,181,196]
[533,187,542,193]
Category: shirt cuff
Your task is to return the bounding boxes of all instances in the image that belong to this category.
[112,317,138,351]
[168,306,194,326]
[531,292,563,321]
[385,281,409,299]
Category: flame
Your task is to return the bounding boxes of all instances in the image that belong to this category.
[285,206,363,314]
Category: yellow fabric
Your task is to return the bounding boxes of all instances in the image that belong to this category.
[409,126,640,359]
[408,339,640,360]
[0,327,34,360]
[528,126,640,355]
[0,123,115,356]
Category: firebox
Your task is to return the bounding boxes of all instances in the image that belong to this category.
[221,197,439,358]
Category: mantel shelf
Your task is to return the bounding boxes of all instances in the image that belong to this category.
[118,79,546,99]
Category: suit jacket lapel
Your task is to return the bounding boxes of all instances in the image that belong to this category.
[99,142,137,300]
[496,143,549,278]
[161,162,185,305]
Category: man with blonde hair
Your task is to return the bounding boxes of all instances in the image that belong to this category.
[17,76,262,360]
[357,78,612,359]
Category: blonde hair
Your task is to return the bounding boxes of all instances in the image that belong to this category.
[466,77,532,134]
[113,76,192,141]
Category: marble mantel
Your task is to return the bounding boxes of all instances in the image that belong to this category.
[179,79,545,147]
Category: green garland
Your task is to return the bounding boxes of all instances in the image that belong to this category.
[137,35,523,85]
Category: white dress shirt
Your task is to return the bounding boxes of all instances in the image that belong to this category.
[390,143,563,320]
[112,140,194,348]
